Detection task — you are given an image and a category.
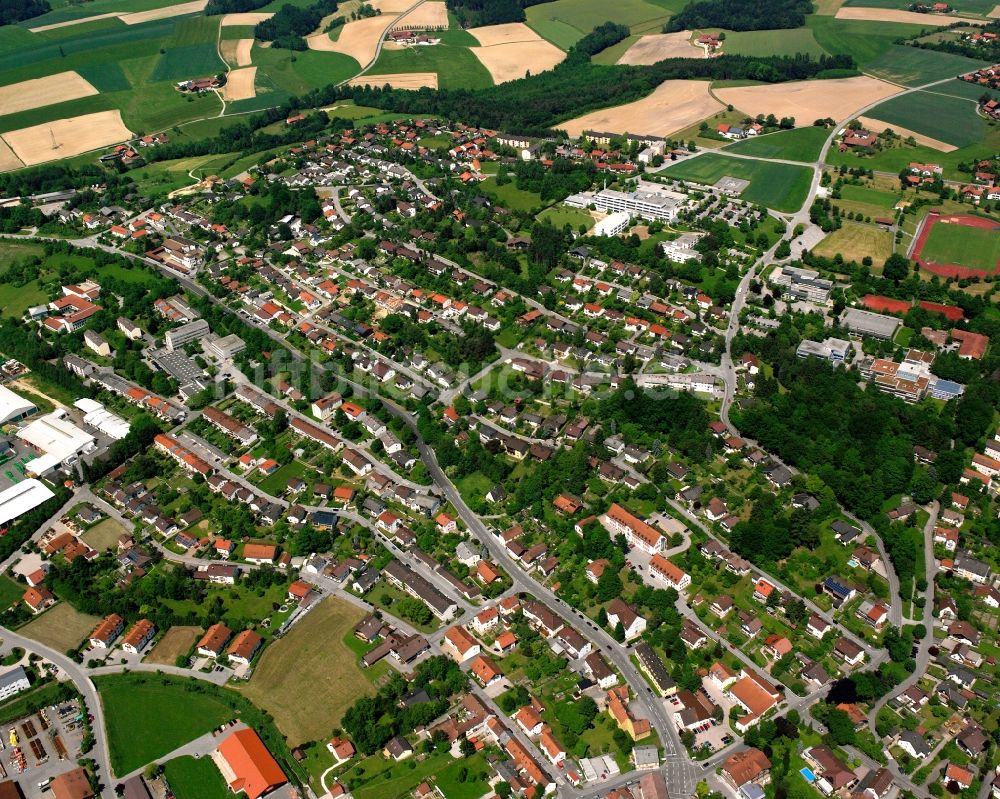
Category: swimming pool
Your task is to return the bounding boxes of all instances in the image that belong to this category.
[800,767,817,783]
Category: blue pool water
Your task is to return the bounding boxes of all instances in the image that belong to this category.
[800,768,817,783]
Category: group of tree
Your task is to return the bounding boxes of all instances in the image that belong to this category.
[445,0,552,27]
[255,0,340,48]
[0,0,50,25]
[665,0,813,32]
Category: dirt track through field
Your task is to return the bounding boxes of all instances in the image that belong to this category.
[617,32,703,64]
[223,66,256,100]
[857,115,957,152]
[715,76,903,124]
[468,22,563,83]
[835,7,981,25]
[0,71,99,116]
[560,79,722,137]
[348,71,438,88]
[307,14,397,65]
[2,109,132,167]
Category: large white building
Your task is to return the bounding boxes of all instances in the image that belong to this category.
[0,385,36,425]
[592,211,631,237]
[17,411,96,475]
[0,479,55,527]
[566,180,686,222]
[74,398,131,440]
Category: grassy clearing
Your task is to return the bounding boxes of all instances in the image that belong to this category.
[812,221,894,263]
[920,221,1000,271]
[724,126,830,162]
[20,603,100,651]
[235,597,371,747]
[864,90,984,147]
[163,755,232,799]
[663,152,813,212]
[81,518,127,551]
[865,44,990,86]
[725,27,827,57]
[97,673,234,775]
[146,626,201,665]
[367,43,493,90]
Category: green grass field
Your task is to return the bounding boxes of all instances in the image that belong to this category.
[366,43,493,90]
[163,756,232,799]
[865,89,984,147]
[525,0,677,48]
[479,178,544,212]
[235,597,371,747]
[919,221,1000,271]
[537,205,594,230]
[845,0,996,12]
[807,16,928,65]
[97,673,234,774]
[21,0,191,28]
[724,126,830,162]
[663,152,813,212]
[251,46,360,97]
[865,44,990,86]
[725,27,827,58]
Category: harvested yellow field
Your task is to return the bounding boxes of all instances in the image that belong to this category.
[813,221,892,263]
[308,14,396,65]
[835,6,977,24]
[715,76,902,124]
[396,0,448,28]
[349,71,437,88]
[371,0,417,11]
[617,32,702,64]
[991,4,1000,17]
[29,12,118,32]
[223,66,256,100]
[220,37,253,67]
[2,110,132,167]
[221,11,273,25]
[0,72,98,117]
[857,115,956,152]
[560,79,722,138]
[467,21,540,46]
[0,138,23,172]
[471,39,563,82]
[120,0,208,24]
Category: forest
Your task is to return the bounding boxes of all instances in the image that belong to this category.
[665,0,814,32]
[445,0,552,27]
[206,0,269,15]
[0,0,50,25]
[255,0,339,49]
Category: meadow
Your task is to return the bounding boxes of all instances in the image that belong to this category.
[525,0,679,48]
[663,152,813,213]
[812,221,894,263]
[806,15,927,66]
[163,756,232,799]
[844,0,997,12]
[367,42,494,90]
[865,90,985,148]
[724,126,830,163]
[97,673,234,774]
[724,28,827,58]
[864,44,990,86]
[919,222,1000,271]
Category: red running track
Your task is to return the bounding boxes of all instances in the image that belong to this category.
[912,211,1000,279]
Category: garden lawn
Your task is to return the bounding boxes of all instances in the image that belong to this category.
[537,205,594,230]
[0,576,22,611]
[163,755,232,799]
[235,597,372,746]
[920,221,1000,271]
[724,126,830,162]
[97,673,233,774]
[435,752,492,799]
[663,152,812,212]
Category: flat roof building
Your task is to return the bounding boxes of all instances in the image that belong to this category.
[842,308,901,340]
[0,385,35,425]
[0,479,55,527]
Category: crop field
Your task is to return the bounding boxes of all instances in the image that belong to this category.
[807,15,928,65]
[525,0,678,48]
[20,603,101,652]
[812,221,893,263]
[663,152,813,212]
[615,32,703,64]
[97,673,233,775]
[919,219,1000,272]
[724,28,827,58]
[22,0,198,29]
[864,90,985,148]
[716,76,901,125]
[368,42,493,89]
[235,597,371,746]
[250,47,359,97]
[845,0,997,11]
[865,44,990,86]
[724,126,831,162]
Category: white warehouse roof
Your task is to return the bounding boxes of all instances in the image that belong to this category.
[17,412,95,464]
[0,479,55,527]
[73,399,131,441]
[0,385,36,425]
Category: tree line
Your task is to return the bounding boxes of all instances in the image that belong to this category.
[0,0,50,25]
[445,0,553,27]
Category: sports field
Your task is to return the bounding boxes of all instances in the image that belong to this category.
[97,672,233,775]
[864,90,984,148]
[235,597,371,746]
[725,126,830,163]
[20,603,100,652]
[663,152,813,213]
[919,219,1000,272]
